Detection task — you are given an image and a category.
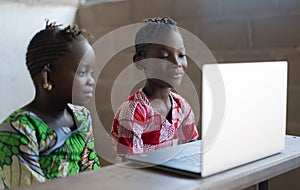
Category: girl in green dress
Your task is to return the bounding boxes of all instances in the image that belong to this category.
[0,21,100,189]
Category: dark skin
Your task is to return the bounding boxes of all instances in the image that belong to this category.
[134,30,187,118]
[23,39,95,131]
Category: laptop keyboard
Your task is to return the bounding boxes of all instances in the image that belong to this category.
[170,153,202,167]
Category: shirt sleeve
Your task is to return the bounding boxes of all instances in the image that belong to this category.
[0,116,46,189]
[111,101,147,161]
[79,108,101,171]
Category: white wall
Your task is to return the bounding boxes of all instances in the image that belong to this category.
[0,0,78,121]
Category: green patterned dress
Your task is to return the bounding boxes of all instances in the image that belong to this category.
[0,104,100,189]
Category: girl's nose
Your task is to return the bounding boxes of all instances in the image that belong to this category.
[87,75,95,86]
[173,56,182,67]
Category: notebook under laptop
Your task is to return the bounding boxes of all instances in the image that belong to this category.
[124,61,288,177]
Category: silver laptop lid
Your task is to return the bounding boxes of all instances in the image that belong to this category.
[201,61,288,177]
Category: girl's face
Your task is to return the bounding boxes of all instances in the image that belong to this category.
[50,39,95,106]
[136,30,187,88]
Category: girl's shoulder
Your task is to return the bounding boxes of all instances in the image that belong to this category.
[119,89,150,109]
[1,109,25,124]
[116,90,150,121]
[0,109,50,141]
[67,104,90,118]
[169,91,191,108]
[1,109,42,126]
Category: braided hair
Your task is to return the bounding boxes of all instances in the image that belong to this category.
[135,17,181,56]
[26,20,86,77]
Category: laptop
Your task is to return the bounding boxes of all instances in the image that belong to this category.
[124,61,288,177]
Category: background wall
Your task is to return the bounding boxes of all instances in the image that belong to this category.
[1,0,299,189]
[76,0,300,190]
[0,0,78,121]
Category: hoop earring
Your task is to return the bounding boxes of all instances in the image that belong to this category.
[43,82,52,91]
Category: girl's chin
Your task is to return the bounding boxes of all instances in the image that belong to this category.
[72,99,91,106]
[148,78,182,88]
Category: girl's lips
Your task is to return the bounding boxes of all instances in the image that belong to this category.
[170,72,184,79]
[83,90,93,97]
[84,93,93,98]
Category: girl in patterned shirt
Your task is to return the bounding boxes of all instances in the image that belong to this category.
[112,17,199,161]
[0,21,100,189]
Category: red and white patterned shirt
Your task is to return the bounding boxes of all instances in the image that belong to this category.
[111,90,198,161]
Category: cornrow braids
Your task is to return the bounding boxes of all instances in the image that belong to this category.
[135,16,181,56]
[144,17,177,25]
[26,20,86,77]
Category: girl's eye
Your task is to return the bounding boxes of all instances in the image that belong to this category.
[180,54,186,58]
[159,55,169,59]
[79,71,87,77]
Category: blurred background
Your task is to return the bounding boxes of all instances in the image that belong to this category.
[1,0,300,189]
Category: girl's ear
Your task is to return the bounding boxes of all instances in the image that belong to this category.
[133,54,144,71]
[42,65,53,90]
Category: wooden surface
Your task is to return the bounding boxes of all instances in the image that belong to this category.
[15,135,300,190]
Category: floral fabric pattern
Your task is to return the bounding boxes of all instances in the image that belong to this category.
[0,104,100,189]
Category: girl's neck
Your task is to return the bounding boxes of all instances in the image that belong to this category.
[142,80,171,103]
[25,96,68,119]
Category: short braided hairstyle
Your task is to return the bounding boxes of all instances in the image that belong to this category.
[26,20,86,77]
[134,17,181,56]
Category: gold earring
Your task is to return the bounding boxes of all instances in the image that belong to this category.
[43,82,52,91]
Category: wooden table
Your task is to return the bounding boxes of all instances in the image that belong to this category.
[15,135,300,190]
